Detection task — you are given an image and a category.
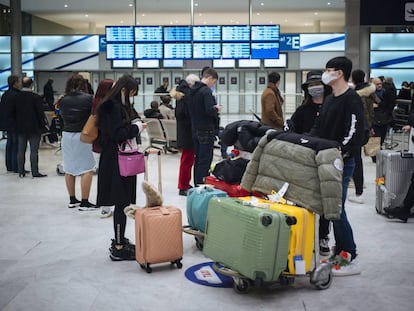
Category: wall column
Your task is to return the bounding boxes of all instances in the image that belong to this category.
[345,0,370,78]
[10,0,22,77]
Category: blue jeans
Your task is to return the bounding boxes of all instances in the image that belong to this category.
[333,157,357,259]
[193,130,215,186]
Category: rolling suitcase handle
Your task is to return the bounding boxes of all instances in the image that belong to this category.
[400,130,413,158]
[144,149,162,194]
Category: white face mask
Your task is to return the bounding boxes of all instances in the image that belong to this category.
[321,71,338,85]
[308,85,324,98]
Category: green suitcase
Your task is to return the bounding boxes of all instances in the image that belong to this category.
[203,197,294,283]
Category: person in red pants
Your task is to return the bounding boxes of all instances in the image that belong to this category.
[171,74,200,196]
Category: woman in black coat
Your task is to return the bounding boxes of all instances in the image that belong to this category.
[171,74,199,196]
[96,75,145,261]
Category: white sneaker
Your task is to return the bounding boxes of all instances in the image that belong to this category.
[332,258,361,276]
[348,194,364,204]
[78,205,99,211]
[319,238,330,256]
[100,206,113,218]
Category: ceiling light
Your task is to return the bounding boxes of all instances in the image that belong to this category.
[85,14,88,18]
[327,2,331,5]
[199,13,202,16]
[256,13,260,16]
[64,4,68,8]
[260,2,264,6]
[314,12,318,15]
[129,3,133,7]
[194,3,198,6]
[141,13,145,17]
[120,20,124,24]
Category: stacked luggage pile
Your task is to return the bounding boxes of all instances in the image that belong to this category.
[183,121,342,293]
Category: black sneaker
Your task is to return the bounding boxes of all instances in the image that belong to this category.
[109,239,136,261]
[319,238,330,256]
[68,198,81,208]
[78,201,99,211]
[384,206,409,223]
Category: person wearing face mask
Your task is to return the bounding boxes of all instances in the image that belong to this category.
[289,70,331,134]
[261,71,284,130]
[59,74,97,211]
[96,75,147,261]
[310,56,364,276]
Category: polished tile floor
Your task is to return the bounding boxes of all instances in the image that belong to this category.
[0,130,413,311]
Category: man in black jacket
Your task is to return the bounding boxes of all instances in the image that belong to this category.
[12,77,47,178]
[0,75,21,173]
[311,56,364,276]
[188,68,220,186]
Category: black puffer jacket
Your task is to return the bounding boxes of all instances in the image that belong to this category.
[59,91,92,132]
[172,80,193,149]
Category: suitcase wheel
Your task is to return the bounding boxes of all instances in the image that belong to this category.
[171,259,183,269]
[195,236,204,250]
[310,262,332,290]
[279,275,295,286]
[233,277,252,294]
[140,263,152,273]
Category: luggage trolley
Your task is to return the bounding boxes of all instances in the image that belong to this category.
[206,197,333,293]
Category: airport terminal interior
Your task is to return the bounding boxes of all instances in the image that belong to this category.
[0,128,414,311]
[1,0,414,310]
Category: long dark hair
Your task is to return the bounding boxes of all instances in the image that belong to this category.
[102,75,138,119]
[65,73,86,94]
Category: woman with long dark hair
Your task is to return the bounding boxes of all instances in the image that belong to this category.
[96,75,146,261]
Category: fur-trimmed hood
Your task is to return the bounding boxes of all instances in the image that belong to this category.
[356,83,376,97]
[170,88,185,101]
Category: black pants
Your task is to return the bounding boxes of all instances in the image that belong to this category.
[113,203,127,245]
[352,131,370,195]
[17,133,41,174]
[402,172,414,213]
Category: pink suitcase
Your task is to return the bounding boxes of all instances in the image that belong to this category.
[135,206,183,273]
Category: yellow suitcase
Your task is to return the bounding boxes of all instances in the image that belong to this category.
[239,196,315,275]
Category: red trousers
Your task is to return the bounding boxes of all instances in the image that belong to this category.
[178,148,195,190]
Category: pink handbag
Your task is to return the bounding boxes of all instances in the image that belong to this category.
[118,140,145,177]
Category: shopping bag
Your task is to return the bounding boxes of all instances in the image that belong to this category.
[118,140,145,176]
[363,136,381,157]
[80,114,98,144]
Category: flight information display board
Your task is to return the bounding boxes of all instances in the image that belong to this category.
[106,43,134,60]
[164,43,192,59]
[222,42,250,59]
[135,43,163,59]
[251,25,280,41]
[135,26,163,42]
[193,43,221,59]
[222,25,250,41]
[193,26,221,42]
[163,26,192,42]
[105,26,135,42]
[251,42,279,59]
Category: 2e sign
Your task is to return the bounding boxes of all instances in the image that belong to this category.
[280,34,300,51]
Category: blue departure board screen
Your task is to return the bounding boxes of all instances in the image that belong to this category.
[164,43,192,59]
[135,26,163,42]
[163,26,192,42]
[193,43,221,59]
[106,43,134,60]
[222,43,250,59]
[222,25,250,42]
[105,26,135,42]
[251,42,280,59]
[193,26,221,42]
[251,25,280,41]
[135,43,163,59]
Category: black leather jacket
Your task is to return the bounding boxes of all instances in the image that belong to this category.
[59,91,92,132]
